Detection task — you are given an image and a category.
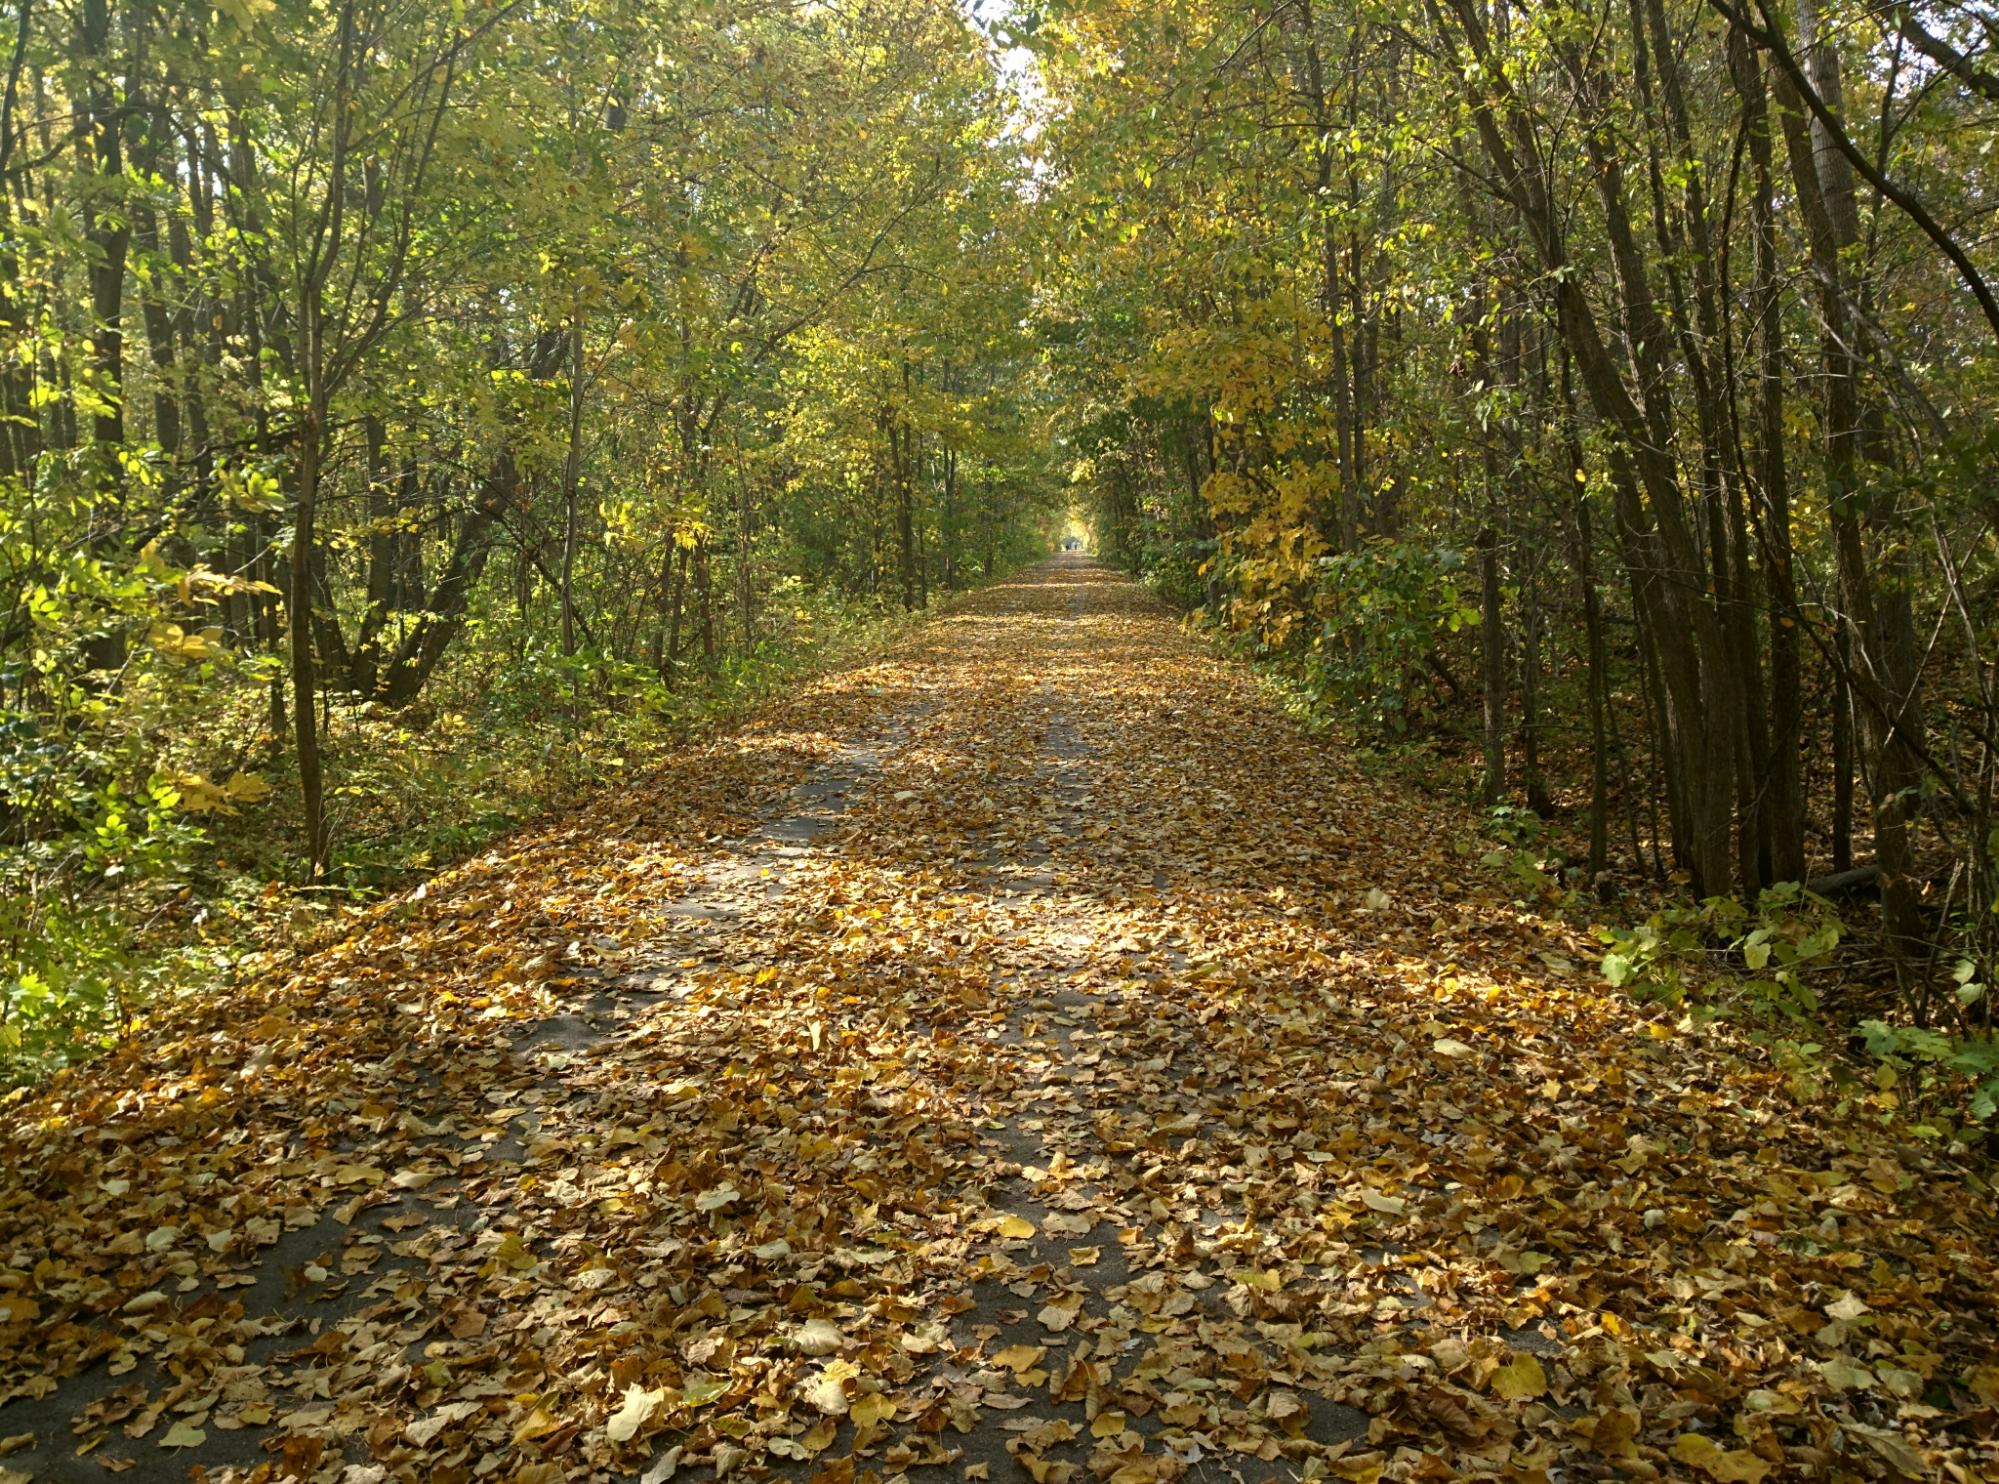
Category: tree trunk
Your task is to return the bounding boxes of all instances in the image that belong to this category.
[560,322,585,656]
[1774,56,1928,954]
[1563,355,1613,882]
[1729,31,1808,883]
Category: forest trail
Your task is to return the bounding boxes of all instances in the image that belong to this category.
[2,557,1996,1484]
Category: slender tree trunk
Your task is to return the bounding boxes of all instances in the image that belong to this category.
[695,538,716,673]
[660,542,688,685]
[1467,278,1507,803]
[288,0,360,878]
[1563,357,1612,882]
[1478,523,1506,803]
[76,0,132,680]
[1774,52,1927,954]
[0,0,35,482]
[560,321,585,657]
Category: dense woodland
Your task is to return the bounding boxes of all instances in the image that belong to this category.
[9,3,1999,1477]
[1041,0,1999,1105]
[0,0,1061,1066]
[1,0,1996,1120]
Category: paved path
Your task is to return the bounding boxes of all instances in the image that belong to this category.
[2,557,1995,1483]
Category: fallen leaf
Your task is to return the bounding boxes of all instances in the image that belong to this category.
[993,1344,1046,1372]
[788,1318,845,1356]
[641,1447,684,1484]
[160,1422,206,1449]
[606,1384,665,1443]
[1672,1432,1772,1482]
[1489,1352,1547,1400]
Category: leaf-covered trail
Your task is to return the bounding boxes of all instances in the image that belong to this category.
[3,557,1997,1484]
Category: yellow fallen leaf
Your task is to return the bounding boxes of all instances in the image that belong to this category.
[1490,1351,1547,1400]
[1672,1432,1772,1482]
[804,1358,857,1415]
[513,1405,563,1444]
[850,1393,896,1428]
[1038,1297,1081,1332]
[1090,1409,1127,1438]
[999,1214,1037,1239]
[788,1317,844,1355]
[799,1416,837,1452]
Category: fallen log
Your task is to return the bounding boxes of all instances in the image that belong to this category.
[1806,862,1882,897]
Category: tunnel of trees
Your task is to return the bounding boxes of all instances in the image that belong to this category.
[1,0,1996,1107]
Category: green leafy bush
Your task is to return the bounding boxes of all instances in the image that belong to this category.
[1297,542,1478,736]
[1598,887,1999,1132]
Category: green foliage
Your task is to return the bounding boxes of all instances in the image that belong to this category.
[1483,802,1546,849]
[1597,885,1842,1022]
[1856,1020,1999,1125]
[1599,890,1999,1130]
[1858,957,1999,1127]
[1140,534,1211,612]
[1297,543,1477,737]
[0,0,1057,1078]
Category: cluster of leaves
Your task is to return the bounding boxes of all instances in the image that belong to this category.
[1596,884,1999,1136]
[1293,543,1479,738]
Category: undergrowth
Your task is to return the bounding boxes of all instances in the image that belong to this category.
[0,581,953,1083]
[1207,599,1999,1147]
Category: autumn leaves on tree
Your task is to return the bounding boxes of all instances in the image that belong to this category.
[3,0,1999,1479]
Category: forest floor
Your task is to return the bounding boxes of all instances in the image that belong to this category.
[1,556,1995,1484]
